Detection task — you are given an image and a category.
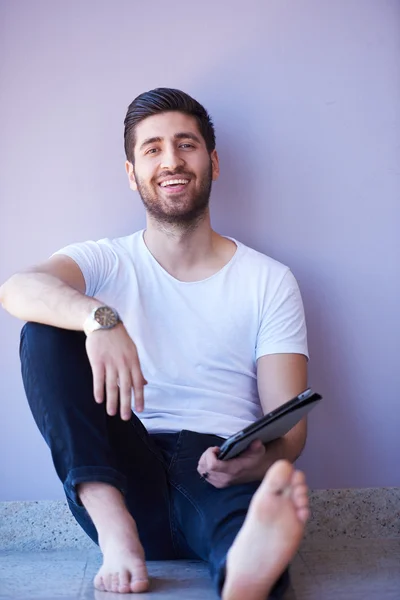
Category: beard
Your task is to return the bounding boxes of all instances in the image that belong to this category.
[134,161,213,228]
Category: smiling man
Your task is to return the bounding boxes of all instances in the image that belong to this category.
[0,88,310,600]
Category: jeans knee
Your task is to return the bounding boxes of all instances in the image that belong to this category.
[19,323,88,378]
[20,322,85,351]
[20,322,58,358]
[21,321,63,340]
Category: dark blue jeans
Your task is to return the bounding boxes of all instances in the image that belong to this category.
[20,322,289,598]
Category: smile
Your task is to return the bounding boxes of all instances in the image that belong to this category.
[159,179,190,188]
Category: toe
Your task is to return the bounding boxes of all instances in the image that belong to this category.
[294,494,309,509]
[119,570,131,594]
[298,507,310,523]
[111,572,119,593]
[103,573,113,592]
[293,484,309,502]
[292,483,309,516]
[130,576,150,593]
[94,575,105,591]
[264,460,294,494]
[291,470,306,486]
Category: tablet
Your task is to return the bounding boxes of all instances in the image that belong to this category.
[218,388,322,461]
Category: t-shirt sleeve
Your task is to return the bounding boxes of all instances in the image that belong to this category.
[51,240,118,298]
[256,269,309,361]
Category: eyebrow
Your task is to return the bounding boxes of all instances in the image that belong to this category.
[139,131,202,152]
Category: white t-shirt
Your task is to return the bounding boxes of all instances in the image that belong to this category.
[54,230,309,438]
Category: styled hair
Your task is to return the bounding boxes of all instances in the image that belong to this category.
[124,88,216,162]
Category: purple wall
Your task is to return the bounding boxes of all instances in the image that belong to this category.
[1,0,399,500]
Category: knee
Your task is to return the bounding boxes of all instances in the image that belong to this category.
[20,322,58,363]
[20,322,61,348]
[19,322,85,359]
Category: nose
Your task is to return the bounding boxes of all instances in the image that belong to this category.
[160,145,184,171]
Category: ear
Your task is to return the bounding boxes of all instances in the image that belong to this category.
[210,150,220,181]
[125,160,138,191]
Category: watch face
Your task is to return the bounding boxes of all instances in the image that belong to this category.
[94,306,119,328]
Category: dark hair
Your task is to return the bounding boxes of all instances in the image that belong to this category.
[124,88,216,162]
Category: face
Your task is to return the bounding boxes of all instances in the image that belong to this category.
[125,111,219,226]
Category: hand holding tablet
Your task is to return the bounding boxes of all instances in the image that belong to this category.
[218,388,323,461]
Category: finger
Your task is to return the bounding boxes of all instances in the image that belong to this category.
[245,439,264,453]
[118,368,133,421]
[210,451,224,471]
[197,464,208,478]
[211,450,231,474]
[105,367,119,416]
[198,452,213,476]
[91,362,105,404]
[131,367,146,413]
[251,439,264,450]
[203,447,221,470]
[241,440,266,458]
[197,456,206,472]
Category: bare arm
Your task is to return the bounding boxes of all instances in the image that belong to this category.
[197,353,308,487]
[255,353,309,469]
[0,255,101,329]
[0,254,147,418]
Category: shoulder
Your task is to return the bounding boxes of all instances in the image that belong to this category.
[230,238,302,305]
[94,230,144,258]
[232,238,291,281]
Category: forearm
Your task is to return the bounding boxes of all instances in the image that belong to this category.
[0,271,101,330]
[255,419,308,480]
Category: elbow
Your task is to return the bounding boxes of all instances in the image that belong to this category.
[286,417,308,462]
[296,418,308,458]
[0,273,21,312]
[0,278,10,309]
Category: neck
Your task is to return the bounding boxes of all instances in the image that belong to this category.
[143,209,217,272]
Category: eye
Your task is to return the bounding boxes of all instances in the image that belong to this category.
[145,148,159,155]
[180,143,194,149]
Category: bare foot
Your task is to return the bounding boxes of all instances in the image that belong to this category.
[222,460,309,600]
[94,519,149,594]
[77,482,150,594]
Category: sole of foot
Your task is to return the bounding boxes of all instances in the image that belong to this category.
[222,459,309,600]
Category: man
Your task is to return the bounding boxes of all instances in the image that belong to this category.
[0,88,310,600]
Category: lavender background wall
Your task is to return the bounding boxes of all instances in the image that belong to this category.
[1,0,399,500]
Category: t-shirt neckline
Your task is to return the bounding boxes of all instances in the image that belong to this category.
[139,229,243,285]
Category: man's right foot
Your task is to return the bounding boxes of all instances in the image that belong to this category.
[94,519,149,594]
[77,482,149,594]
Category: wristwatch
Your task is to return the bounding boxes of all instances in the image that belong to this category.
[83,305,121,335]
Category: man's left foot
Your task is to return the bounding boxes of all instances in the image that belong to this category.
[222,460,309,600]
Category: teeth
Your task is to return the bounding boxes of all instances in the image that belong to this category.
[160,179,189,187]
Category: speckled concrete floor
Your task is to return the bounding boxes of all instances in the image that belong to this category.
[1,539,400,600]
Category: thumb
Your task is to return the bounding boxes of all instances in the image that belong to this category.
[239,440,264,459]
[249,440,264,453]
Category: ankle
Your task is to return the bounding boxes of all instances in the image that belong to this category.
[78,481,124,502]
[77,481,134,532]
